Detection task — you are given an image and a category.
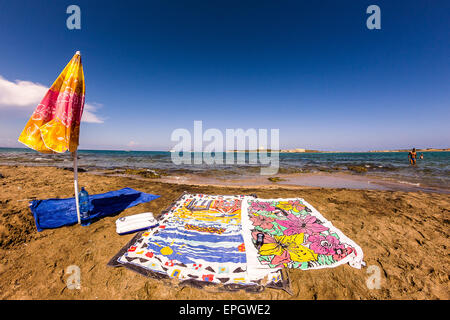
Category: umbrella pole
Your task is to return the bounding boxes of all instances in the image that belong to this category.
[73,150,81,224]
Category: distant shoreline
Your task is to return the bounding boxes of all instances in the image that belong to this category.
[366,148,450,153]
[0,146,449,153]
[225,148,450,154]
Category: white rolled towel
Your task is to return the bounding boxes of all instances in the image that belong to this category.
[116,212,158,235]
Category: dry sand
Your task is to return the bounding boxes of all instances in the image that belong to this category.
[0,165,448,300]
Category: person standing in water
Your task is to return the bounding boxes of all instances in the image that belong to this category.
[408,148,417,165]
[419,153,424,159]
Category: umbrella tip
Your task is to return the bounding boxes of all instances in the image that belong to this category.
[75,51,81,55]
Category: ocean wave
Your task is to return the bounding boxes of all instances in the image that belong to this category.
[396,180,421,186]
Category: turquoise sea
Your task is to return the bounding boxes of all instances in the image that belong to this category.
[0,148,448,192]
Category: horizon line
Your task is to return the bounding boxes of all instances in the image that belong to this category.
[0,146,448,154]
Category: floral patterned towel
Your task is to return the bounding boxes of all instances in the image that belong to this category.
[241,198,364,272]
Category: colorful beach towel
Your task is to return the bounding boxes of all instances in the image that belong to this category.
[241,198,364,273]
[30,188,160,231]
[108,193,288,292]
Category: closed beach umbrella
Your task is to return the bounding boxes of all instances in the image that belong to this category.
[18,51,86,224]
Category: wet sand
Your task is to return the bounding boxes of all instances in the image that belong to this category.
[0,165,449,300]
[157,171,449,194]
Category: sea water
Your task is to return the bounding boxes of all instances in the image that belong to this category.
[0,147,448,191]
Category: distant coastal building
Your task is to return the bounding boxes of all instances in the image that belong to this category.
[281,148,306,153]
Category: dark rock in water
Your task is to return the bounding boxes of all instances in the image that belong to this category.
[346,165,368,173]
[63,167,87,172]
[124,168,160,179]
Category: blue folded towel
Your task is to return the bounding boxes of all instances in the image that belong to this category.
[29,187,160,231]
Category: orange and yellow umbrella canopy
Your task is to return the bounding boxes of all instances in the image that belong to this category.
[18,51,85,154]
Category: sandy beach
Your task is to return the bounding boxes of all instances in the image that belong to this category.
[0,165,448,300]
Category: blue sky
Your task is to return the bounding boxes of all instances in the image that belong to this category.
[0,0,449,151]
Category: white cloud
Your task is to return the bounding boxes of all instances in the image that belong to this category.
[127,140,140,147]
[82,103,104,124]
[0,75,104,124]
[0,76,48,107]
